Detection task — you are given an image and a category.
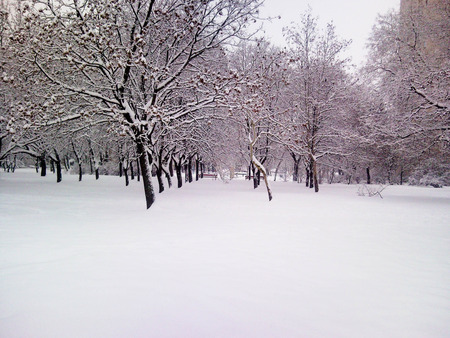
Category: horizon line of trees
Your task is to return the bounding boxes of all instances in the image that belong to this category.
[0,0,448,208]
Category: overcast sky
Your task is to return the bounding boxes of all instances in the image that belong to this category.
[255,0,401,66]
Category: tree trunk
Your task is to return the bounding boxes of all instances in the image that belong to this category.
[50,159,55,173]
[252,155,272,201]
[124,167,129,186]
[156,167,164,193]
[136,159,140,182]
[188,158,193,183]
[309,162,314,188]
[130,161,134,180]
[163,166,172,188]
[252,164,258,189]
[175,162,183,188]
[305,167,310,187]
[40,156,46,177]
[137,142,155,209]
[56,161,62,182]
[292,160,298,182]
[312,158,319,192]
[366,167,371,184]
[291,153,300,183]
[119,161,123,177]
[54,151,62,183]
[11,156,16,173]
[78,164,82,182]
[39,156,47,176]
[169,158,174,177]
[64,156,70,171]
[200,163,204,178]
[195,158,199,181]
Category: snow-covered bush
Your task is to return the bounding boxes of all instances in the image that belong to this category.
[408,159,449,188]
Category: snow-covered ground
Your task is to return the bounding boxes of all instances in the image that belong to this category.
[1,169,449,338]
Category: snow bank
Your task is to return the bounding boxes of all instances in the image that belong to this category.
[1,169,449,337]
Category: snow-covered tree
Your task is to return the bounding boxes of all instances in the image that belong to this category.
[282,9,352,192]
[8,0,262,208]
[365,5,449,184]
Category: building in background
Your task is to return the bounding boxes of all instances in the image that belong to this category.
[399,0,449,64]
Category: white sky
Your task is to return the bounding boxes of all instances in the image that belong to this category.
[255,0,401,66]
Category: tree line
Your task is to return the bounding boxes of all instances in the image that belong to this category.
[0,0,448,207]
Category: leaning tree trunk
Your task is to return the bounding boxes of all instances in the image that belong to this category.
[366,167,371,185]
[252,156,273,201]
[136,159,140,182]
[137,141,155,209]
[163,165,172,188]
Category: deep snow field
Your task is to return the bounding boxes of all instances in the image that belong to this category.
[0,169,449,337]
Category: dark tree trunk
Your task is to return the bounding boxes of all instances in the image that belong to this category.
[188,158,193,183]
[54,151,62,183]
[184,164,189,183]
[36,158,39,173]
[95,169,99,180]
[11,156,16,173]
[136,159,140,182]
[309,162,314,188]
[124,167,129,186]
[156,166,164,193]
[137,142,155,209]
[366,167,371,184]
[164,167,172,188]
[175,162,183,188]
[169,158,174,177]
[40,156,46,177]
[248,164,252,180]
[119,161,123,177]
[89,157,94,175]
[305,167,310,187]
[200,163,204,178]
[130,161,135,180]
[195,158,199,181]
[256,170,261,186]
[292,154,300,183]
[252,166,258,189]
[50,159,55,173]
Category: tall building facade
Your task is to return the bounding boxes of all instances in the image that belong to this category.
[400,0,449,63]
